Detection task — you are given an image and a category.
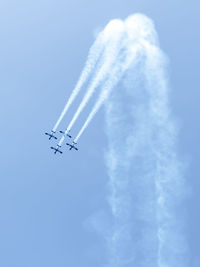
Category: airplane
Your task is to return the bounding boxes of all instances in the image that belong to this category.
[45,130,57,140]
[66,141,78,151]
[59,130,72,138]
[50,145,63,154]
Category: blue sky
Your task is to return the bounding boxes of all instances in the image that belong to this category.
[0,0,199,266]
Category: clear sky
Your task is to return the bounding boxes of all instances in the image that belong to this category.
[0,0,199,266]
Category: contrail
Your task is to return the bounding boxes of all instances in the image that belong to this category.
[55,12,188,266]
[73,12,159,143]
[52,27,108,133]
[103,14,188,267]
[58,20,125,146]
[74,12,156,143]
[73,13,188,267]
[74,44,142,143]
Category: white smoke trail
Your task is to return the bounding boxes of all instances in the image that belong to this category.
[58,20,125,146]
[143,41,188,267]
[55,12,188,266]
[52,28,107,133]
[103,14,188,267]
[74,13,160,143]
[74,44,141,143]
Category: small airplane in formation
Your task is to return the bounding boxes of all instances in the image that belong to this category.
[66,141,78,151]
[45,130,57,140]
[59,130,72,138]
[50,145,63,154]
[46,130,78,154]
